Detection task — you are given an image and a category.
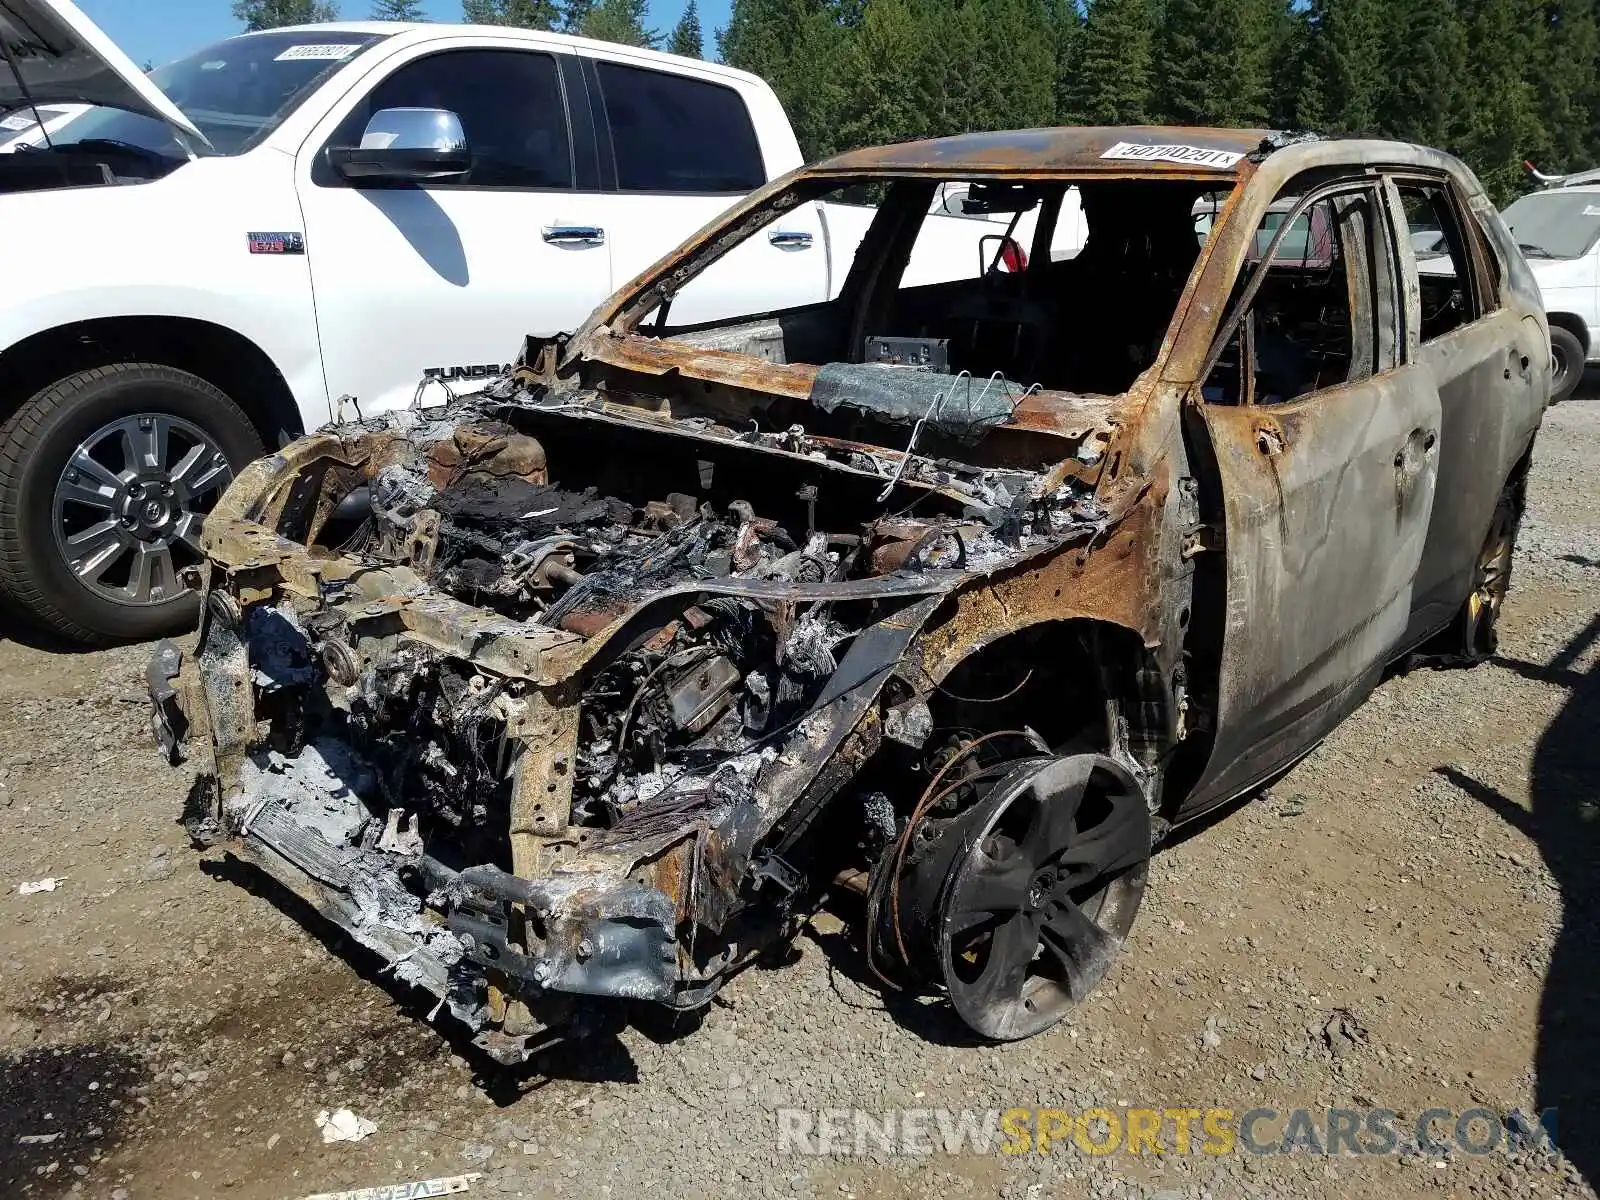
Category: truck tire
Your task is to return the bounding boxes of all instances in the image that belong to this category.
[1549,325,1584,403]
[0,364,265,645]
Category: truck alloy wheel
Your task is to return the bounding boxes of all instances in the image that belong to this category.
[1549,325,1583,403]
[0,363,264,644]
[51,412,233,607]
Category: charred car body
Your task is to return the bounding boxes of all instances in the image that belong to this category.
[150,127,1548,1058]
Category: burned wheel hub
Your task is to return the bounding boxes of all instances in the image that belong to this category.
[1465,495,1518,659]
[872,753,1150,1041]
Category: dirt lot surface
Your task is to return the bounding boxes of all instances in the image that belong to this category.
[3,399,1600,1200]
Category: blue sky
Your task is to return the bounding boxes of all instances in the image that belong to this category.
[77,0,730,69]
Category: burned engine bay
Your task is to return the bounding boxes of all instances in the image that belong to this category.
[153,366,1173,1059]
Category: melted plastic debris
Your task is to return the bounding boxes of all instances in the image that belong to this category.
[240,739,377,848]
[782,611,843,676]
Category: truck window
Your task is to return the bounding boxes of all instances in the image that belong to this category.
[320,50,573,189]
[594,62,763,194]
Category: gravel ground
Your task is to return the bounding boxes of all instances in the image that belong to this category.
[3,399,1600,1200]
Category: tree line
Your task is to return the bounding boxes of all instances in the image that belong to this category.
[721,0,1600,204]
[234,0,1600,203]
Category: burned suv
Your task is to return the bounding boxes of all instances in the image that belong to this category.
[150,128,1548,1060]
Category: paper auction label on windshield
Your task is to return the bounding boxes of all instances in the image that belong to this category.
[1101,141,1245,170]
[275,43,364,61]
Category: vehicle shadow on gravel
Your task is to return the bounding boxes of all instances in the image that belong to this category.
[799,920,994,1047]
[1438,611,1600,1189]
[0,594,80,654]
[196,853,648,1103]
[0,1043,144,1197]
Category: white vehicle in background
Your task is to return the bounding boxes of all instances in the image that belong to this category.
[0,0,999,646]
[0,101,87,149]
[1497,167,1600,402]
[932,180,1087,261]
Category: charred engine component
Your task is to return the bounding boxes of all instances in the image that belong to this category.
[426,420,549,490]
[572,596,844,825]
[868,518,977,574]
[664,652,742,734]
[867,750,1150,1041]
[348,655,517,869]
[360,445,868,623]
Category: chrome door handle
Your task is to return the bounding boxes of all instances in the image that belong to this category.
[768,228,814,248]
[543,225,605,246]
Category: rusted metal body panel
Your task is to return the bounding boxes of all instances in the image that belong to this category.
[1189,369,1442,808]
[811,126,1271,176]
[150,124,1549,1055]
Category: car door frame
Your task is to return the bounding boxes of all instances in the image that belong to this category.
[1179,169,1445,815]
[1381,168,1545,651]
[289,33,607,411]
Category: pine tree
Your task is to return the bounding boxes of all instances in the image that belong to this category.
[1530,0,1600,173]
[1299,0,1385,135]
[1155,0,1276,126]
[1265,2,1312,127]
[371,0,424,18]
[1458,0,1545,201]
[1046,0,1082,123]
[721,0,851,159]
[669,0,704,57]
[972,0,1062,131]
[581,0,654,46]
[1068,0,1155,125]
[836,0,922,148]
[561,0,594,30]
[233,0,339,29]
[460,0,558,27]
[902,0,975,140]
[700,0,1580,201]
[1373,0,1468,148]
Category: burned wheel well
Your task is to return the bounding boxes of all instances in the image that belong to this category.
[0,317,305,447]
[920,619,1169,769]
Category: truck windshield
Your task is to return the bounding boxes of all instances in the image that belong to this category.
[39,30,387,159]
[1500,190,1600,260]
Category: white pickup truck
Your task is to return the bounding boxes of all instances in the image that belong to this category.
[0,1,1054,645]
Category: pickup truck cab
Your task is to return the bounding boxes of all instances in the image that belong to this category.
[0,1,865,643]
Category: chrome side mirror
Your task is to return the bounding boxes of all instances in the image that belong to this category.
[328,107,471,183]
